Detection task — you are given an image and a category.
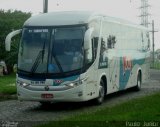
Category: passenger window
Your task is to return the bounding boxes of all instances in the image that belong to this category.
[99,38,108,68]
[107,35,116,49]
[101,38,107,52]
[92,37,98,60]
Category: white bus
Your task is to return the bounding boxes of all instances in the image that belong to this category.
[5,11,150,105]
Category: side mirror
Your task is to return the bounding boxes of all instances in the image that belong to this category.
[5,29,22,51]
[84,27,94,50]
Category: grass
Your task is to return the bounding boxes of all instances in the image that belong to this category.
[150,61,160,70]
[38,93,160,127]
[0,73,16,95]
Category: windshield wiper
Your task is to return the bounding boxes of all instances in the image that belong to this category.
[30,41,46,73]
[52,52,64,74]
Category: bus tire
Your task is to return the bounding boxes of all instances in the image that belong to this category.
[135,72,141,91]
[94,79,105,105]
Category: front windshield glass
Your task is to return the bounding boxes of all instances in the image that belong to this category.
[49,27,85,73]
[18,26,86,74]
[18,28,50,73]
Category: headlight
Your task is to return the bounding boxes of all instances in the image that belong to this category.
[65,82,79,88]
[65,78,86,88]
[67,83,75,87]
[22,83,29,87]
[18,81,30,87]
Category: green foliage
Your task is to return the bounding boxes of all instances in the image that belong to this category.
[0,73,16,95]
[150,61,160,70]
[0,10,31,69]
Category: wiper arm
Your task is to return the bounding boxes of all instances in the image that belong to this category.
[30,50,43,73]
[30,40,46,73]
[52,52,64,74]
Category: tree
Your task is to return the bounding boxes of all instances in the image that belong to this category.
[0,10,31,72]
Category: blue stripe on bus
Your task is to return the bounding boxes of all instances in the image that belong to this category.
[119,58,145,90]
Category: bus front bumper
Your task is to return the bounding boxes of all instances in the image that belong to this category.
[17,85,87,102]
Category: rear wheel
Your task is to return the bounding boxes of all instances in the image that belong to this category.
[94,79,105,105]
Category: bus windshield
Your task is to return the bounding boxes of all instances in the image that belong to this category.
[18,26,86,74]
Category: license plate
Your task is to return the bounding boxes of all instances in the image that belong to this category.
[41,94,53,99]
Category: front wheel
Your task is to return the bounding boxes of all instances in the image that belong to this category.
[94,79,105,105]
[134,73,141,91]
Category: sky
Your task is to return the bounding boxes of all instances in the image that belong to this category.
[0,0,160,50]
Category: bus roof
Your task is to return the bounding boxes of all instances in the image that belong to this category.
[24,11,96,27]
[24,11,148,30]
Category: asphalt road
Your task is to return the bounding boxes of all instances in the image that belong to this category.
[0,69,160,127]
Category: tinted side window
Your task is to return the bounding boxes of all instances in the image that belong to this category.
[92,37,99,60]
[107,35,116,49]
